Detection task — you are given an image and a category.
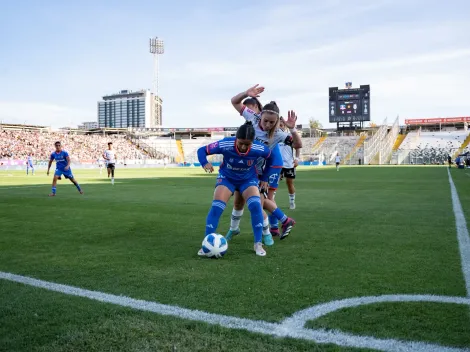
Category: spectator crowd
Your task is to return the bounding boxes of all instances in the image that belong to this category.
[1,130,144,161]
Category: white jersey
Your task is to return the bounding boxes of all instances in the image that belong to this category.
[104,150,116,164]
[335,155,341,163]
[241,105,293,173]
[279,142,294,168]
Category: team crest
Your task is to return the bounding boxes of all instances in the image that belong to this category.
[247,160,253,166]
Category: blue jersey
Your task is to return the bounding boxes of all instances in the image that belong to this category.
[50,150,70,170]
[27,156,33,165]
[197,137,281,182]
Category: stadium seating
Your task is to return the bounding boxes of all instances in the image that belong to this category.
[313,136,360,162]
[1,130,144,161]
[398,130,469,164]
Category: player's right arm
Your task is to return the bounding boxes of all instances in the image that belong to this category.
[47,154,54,175]
[197,140,223,173]
[231,84,265,115]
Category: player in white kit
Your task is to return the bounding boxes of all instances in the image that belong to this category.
[335,153,341,171]
[279,120,301,209]
[103,142,117,185]
[226,84,302,241]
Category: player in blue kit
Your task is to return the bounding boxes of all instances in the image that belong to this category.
[196,122,295,257]
[46,141,83,197]
[26,154,34,175]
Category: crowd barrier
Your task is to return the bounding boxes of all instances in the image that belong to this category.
[0,159,327,171]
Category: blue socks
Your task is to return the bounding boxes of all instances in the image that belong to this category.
[272,208,288,224]
[75,183,82,192]
[268,214,278,229]
[247,196,264,243]
[52,186,56,195]
[206,200,226,235]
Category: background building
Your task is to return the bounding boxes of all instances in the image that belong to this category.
[78,121,99,130]
[97,89,162,128]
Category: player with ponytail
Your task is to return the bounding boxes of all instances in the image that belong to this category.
[226,85,302,241]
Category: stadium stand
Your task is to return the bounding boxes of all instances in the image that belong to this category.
[313,136,360,163]
[1,129,144,161]
[397,130,469,164]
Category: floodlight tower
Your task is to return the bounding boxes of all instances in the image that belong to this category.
[149,37,164,105]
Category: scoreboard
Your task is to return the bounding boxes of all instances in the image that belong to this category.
[329,84,370,123]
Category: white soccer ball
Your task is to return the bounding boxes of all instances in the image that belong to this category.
[201,233,228,258]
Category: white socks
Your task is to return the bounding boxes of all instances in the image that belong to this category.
[262,217,270,235]
[289,193,295,203]
[230,209,244,231]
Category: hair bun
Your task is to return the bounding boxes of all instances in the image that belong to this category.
[245,121,253,126]
[269,101,277,106]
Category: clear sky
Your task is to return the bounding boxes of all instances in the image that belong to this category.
[1,0,469,128]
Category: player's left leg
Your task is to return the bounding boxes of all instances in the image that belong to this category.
[263,198,296,240]
[110,164,115,185]
[286,168,296,209]
[266,174,281,236]
[49,173,60,197]
[241,184,267,257]
[64,170,83,194]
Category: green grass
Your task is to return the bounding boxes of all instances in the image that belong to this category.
[0,166,469,351]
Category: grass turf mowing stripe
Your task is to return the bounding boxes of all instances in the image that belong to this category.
[1,271,469,352]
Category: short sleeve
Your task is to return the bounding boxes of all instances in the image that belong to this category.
[206,141,220,155]
[283,134,293,146]
[49,153,54,161]
[63,151,69,158]
[240,106,258,124]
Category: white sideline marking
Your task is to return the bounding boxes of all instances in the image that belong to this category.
[1,271,469,352]
[447,168,470,296]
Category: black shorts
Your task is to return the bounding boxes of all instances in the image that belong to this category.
[281,167,296,179]
[107,163,115,170]
[336,162,340,166]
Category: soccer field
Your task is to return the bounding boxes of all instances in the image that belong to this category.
[1,166,470,352]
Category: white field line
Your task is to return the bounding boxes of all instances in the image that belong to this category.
[1,271,469,352]
[447,168,470,296]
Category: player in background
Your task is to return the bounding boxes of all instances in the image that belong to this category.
[97,157,104,175]
[26,154,34,175]
[335,153,341,171]
[197,121,295,257]
[103,142,116,185]
[47,141,83,197]
[227,84,302,239]
[279,120,301,210]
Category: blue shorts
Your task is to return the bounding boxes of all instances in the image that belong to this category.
[27,163,34,168]
[216,174,259,194]
[55,168,74,179]
[267,171,281,190]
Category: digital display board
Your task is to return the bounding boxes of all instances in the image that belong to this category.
[329,85,370,123]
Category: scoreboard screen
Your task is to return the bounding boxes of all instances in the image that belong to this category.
[329,85,370,123]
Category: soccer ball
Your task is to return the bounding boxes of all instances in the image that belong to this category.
[201,233,228,258]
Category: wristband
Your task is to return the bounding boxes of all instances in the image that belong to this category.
[289,128,297,133]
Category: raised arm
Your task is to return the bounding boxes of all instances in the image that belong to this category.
[231,84,265,114]
[282,111,302,149]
